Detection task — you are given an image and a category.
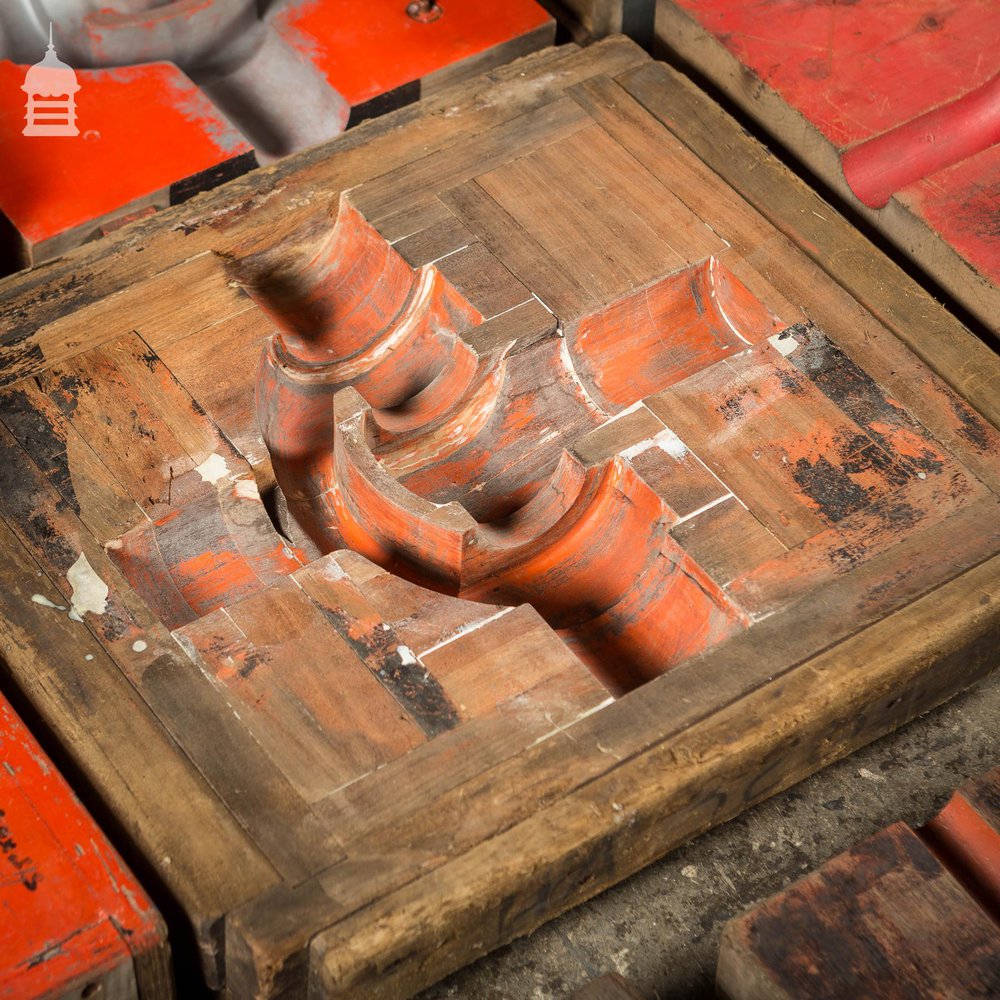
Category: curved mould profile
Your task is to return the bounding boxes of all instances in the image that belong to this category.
[233,195,755,693]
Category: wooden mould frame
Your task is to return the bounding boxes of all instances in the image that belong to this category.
[0,37,998,999]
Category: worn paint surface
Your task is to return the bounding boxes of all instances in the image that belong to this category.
[0,60,251,248]
[720,766,1000,998]
[0,0,551,254]
[238,196,750,692]
[0,695,166,998]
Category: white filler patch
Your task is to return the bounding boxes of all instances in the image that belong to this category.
[67,552,109,622]
[768,332,799,357]
[195,453,230,484]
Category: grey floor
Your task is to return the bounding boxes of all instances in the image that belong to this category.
[420,666,1000,1000]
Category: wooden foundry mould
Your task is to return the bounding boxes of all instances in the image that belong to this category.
[0,36,998,999]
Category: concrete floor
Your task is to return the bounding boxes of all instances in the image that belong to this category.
[421,665,1000,999]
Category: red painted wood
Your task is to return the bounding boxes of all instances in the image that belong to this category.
[0,0,550,255]
[274,0,552,108]
[921,791,1000,923]
[668,0,1000,285]
[901,144,1000,284]
[672,0,1000,149]
[0,60,251,248]
[0,694,165,998]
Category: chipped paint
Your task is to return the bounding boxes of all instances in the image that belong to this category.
[622,426,691,462]
[195,453,230,484]
[66,553,109,623]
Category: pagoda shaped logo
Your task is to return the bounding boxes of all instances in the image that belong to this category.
[22,25,80,137]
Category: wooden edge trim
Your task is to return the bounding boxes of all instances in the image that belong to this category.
[307,552,1000,998]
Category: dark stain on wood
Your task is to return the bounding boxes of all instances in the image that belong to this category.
[949,396,992,451]
[0,342,46,388]
[790,322,948,479]
[312,603,460,739]
[791,454,869,522]
[0,387,80,515]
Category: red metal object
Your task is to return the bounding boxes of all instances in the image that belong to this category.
[0,693,168,998]
[0,0,552,266]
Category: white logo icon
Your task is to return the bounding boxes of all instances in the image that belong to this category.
[22,24,80,137]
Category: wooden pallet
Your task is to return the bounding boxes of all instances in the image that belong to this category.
[0,691,171,1000]
[0,37,998,999]
[653,0,1000,333]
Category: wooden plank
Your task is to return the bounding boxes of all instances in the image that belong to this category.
[442,179,596,317]
[306,553,1000,998]
[0,379,143,542]
[717,823,1000,1000]
[176,578,425,803]
[0,423,341,886]
[392,215,478,268]
[436,241,532,320]
[0,692,172,1000]
[156,305,273,466]
[0,254,247,388]
[419,604,605,720]
[670,496,785,587]
[350,97,593,225]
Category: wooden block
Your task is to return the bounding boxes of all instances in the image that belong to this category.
[392,214,478,268]
[442,178,597,317]
[652,0,1000,331]
[156,305,273,465]
[351,96,592,225]
[437,241,532,320]
[717,823,1000,1000]
[648,333,971,551]
[0,379,143,542]
[176,578,424,802]
[0,693,172,1000]
[920,768,1000,925]
[0,254,247,388]
[420,604,605,719]
[626,429,729,519]
[670,496,785,587]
